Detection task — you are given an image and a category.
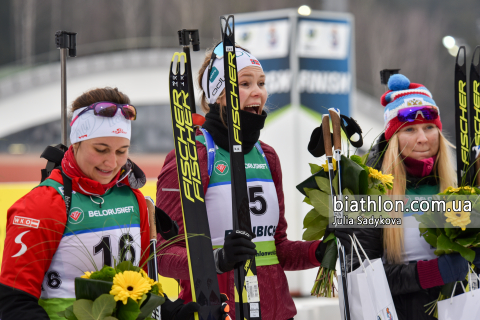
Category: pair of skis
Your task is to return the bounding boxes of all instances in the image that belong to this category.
[454,46,480,186]
[322,109,351,320]
[168,15,260,320]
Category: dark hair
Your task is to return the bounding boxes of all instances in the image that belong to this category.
[70,87,130,113]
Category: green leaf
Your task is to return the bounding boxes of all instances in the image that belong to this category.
[323,232,336,243]
[117,298,141,320]
[296,170,329,196]
[360,153,370,165]
[341,155,369,194]
[309,163,322,174]
[437,234,475,262]
[75,278,114,301]
[308,189,331,218]
[315,176,331,194]
[116,261,140,273]
[303,224,327,241]
[103,317,118,320]
[342,188,353,197]
[332,170,339,195]
[92,294,116,320]
[303,196,312,206]
[138,293,165,320]
[58,311,67,318]
[321,240,338,270]
[366,188,383,195]
[73,300,94,320]
[457,236,477,246]
[303,209,321,228]
[65,305,79,320]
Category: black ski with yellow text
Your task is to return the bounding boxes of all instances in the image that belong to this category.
[168,52,222,320]
[455,46,472,186]
[221,15,261,320]
[469,46,480,186]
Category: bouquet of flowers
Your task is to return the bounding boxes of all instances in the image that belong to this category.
[297,153,394,297]
[413,186,480,316]
[58,261,165,320]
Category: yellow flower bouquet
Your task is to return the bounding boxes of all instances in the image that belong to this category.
[413,186,480,316]
[58,261,165,320]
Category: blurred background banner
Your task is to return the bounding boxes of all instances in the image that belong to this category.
[1,0,480,318]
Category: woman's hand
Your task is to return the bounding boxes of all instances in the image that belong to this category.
[215,231,257,273]
[161,293,231,320]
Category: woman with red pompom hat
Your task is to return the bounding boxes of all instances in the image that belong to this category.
[349,74,469,320]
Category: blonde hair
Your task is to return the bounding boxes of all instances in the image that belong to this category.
[381,129,456,264]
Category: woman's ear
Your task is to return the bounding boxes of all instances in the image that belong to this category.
[72,142,80,156]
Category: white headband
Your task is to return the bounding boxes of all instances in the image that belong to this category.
[202,48,263,104]
[70,107,132,144]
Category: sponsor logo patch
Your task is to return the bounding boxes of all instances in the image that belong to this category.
[214,160,229,175]
[68,207,84,224]
[112,128,127,134]
[13,216,40,229]
[250,59,260,66]
[12,231,30,257]
[209,67,219,83]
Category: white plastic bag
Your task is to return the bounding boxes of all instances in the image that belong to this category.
[438,269,480,320]
[338,234,398,320]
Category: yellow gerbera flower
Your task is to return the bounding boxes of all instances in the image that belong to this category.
[444,202,471,231]
[139,269,157,286]
[110,271,152,304]
[81,271,92,279]
[368,168,394,186]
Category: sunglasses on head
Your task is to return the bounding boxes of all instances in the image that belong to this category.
[70,101,137,126]
[206,42,225,99]
[397,106,438,123]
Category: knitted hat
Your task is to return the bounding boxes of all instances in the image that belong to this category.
[381,74,442,140]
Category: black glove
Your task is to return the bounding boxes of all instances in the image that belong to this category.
[161,293,231,320]
[315,225,354,263]
[216,231,257,273]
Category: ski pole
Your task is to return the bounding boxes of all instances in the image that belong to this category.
[146,197,161,320]
[55,31,77,147]
[178,29,200,115]
[322,114,351,320]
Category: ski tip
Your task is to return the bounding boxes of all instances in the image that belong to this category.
[322,114,330,119]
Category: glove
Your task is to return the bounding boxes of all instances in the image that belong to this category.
[438,253,469,284]
[215,231,257,273]
[473,247,480,268]
[161,293,231,320]
[315,225,354,263]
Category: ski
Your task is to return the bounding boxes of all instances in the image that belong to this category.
[221,15,261,320]
[454,46,472,186]
[168,52,223,320]
[469,46,480,186]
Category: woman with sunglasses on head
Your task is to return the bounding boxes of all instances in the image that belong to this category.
[349,74,469,320]
[155,44,353,320]
[0,88,219,320]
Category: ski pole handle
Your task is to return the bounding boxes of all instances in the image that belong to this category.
[146,197,158,240]
[328,108,342,153]
[322,115,333,157]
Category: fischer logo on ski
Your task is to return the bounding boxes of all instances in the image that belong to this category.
[168,51,222,320]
